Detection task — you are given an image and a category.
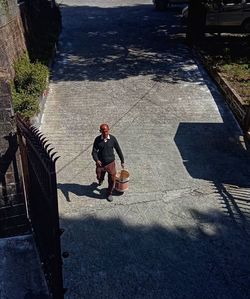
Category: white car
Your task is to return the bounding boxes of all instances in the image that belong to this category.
[181,0,250,32]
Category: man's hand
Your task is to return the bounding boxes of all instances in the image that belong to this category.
[121,163,125,169]
[96,160,102,167]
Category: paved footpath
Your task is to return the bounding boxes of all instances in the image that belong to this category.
[41,1,250,298]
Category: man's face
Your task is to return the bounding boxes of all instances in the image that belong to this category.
[101,126,109,138]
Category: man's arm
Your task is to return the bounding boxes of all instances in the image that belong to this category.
[92,138,99,162]
[114,137,124,166]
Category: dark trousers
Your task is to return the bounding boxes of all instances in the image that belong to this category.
[96,161,116,195]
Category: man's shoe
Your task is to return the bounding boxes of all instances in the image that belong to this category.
[107,194,113,202]
[98,180,104,186]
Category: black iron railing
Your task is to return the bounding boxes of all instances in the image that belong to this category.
[16,114,64,299]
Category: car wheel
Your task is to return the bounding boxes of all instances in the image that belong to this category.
[242,19,250,33]
[153,0,168,11]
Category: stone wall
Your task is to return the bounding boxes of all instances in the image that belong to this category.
[0,0,27,78]
[0,0,29,237]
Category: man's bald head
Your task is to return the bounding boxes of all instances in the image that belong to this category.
[100,123,109,131]
[100,123,110,138]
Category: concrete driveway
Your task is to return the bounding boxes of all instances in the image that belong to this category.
[41,1,250,298]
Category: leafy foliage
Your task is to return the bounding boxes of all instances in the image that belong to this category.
[0,0,9,13]
[11,88,40,118]
[221,63,250,83]
[10,1,61,118]
[11,54,49,118]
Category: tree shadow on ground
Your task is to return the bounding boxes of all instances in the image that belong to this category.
[61,209,250,298]
[52,3,199,84]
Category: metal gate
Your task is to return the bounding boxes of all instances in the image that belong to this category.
[16,114,64,299]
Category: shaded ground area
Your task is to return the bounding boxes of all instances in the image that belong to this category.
[0,235,50,299]
[175,121,250,232]
[61,209,250,299]
[54,3,196,84]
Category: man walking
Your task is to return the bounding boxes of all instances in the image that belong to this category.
[92,124,125,202]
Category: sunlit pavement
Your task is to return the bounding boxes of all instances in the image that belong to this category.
[41,1,250,298]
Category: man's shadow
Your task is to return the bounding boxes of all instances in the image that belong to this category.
[57,182,107,202]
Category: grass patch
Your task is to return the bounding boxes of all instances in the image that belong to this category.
[220,62,250,103]
[199,34,250,103]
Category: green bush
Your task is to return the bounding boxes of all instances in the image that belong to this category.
[11,88,40,118]
[0,0,9,14]
[11,54,49,119]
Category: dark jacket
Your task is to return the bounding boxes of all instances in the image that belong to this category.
[92,134,124,166]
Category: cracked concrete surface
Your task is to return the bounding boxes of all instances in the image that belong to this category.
[41,1,250,298]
